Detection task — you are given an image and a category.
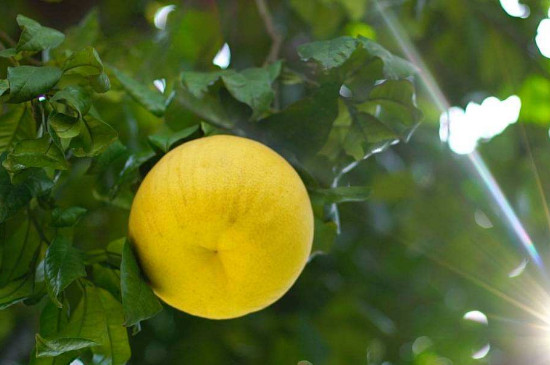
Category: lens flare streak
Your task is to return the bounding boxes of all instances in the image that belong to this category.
[373,0,545,274]
[467,151,543,269]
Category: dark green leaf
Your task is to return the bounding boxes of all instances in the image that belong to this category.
[260,83,339,157]
[121,240,162,327]
[51,207,87,227]
[221,62,281,119]
[30,301,79,365]
[0,158,53,223]
[110,149,155,197]
[111,68,166,117]
[0,104,36,152]
[70,115,118,157]
[51,86,92,117]
[0,79,8,96]
[343,113,399,161]
[44,284,131,364]
[0,48,17,58]
[0,274,34,309]
[7,66,62,103]
[148,125,199,152]
[298,36,358,69]
[3,136,68,173]
[36,335,97,357]
[63,46,104,76]
[87,140,128,175]
[175,86,233,129]
[0,216,40,286]
[89,72,111,93]
[15,15,65,53]
[357,37,417,79]
[180,70,226,98]
[298,36,416,80]
[93,264,121,300]
[358,79,422,140]
[44,236,86,307]
[48,112,81,139]
[311,218,337,257]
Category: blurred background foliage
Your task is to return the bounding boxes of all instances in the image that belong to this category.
[1,0,550,364]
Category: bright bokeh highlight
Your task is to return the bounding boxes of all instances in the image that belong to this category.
[499,0,530,18]
[153,78,166,93]
[472,344,491,359]
[440,95,521,154]
[536,19,550,58]
[153,5,176,30]
[463,310,489,325]
[212,43,231,69]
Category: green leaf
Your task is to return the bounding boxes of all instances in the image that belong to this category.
[110,150,155,197]
[40,300,69,336]
[64,46,104,75]
[180,70,226,98]
[0,169,30,223]
[148,125,199,152]
[6,66,62,103]
[221,62,281,119]
[260,83,339,157]
[44,284,131,364]
[357,37,417,79]
[36,335,97,357]
[298,36,416,80]
[87,140,128,175]
[111,67,166,117]
[298,36,358,69]
[343,113,399,161]
[311,186,371,204]
[0,48,17,58]
[15,15,65,53]
[93,264,121,300]
[121,240,162,327]
[29,301,79,365]
[174,86,233,129]
[358,79,422,140]
[0,215,41,286]
[51,86,92,117]
[44,236,86,307]
[51,206,87,227]
[3,136,68,173]
[70,115,118,157]
[0,79,8,96]
[0,158,53,223]
[0,274,34,309]
[48,112,81,139]
[89,72,111,93]
[311,218,337,256]
[0,104,36,152]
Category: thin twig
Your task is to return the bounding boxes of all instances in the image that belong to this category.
[29,209,51,245]
[0,30,16,47]
[254,0,282,65]
[25,57,42,66]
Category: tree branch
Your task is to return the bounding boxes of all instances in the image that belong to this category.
[255,0,282,65]
[0,30,16,48]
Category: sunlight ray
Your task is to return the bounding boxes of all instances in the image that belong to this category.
[373,0,546,274]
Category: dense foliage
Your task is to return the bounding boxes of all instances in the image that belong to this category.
[1,0,550,364]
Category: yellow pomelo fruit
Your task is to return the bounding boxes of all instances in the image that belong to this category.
[128,135,314,319]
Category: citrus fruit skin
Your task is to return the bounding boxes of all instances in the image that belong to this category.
[128,135,314,319]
